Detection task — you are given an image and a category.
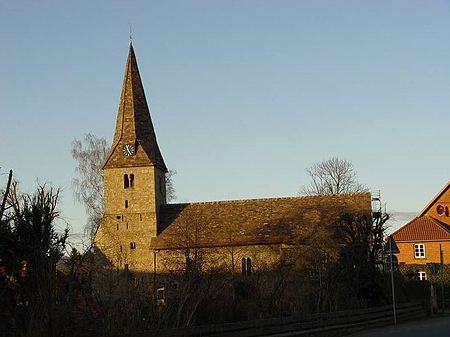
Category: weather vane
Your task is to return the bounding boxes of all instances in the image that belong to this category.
[129,23,133,43]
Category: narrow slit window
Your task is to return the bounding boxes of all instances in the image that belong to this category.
[116,223,119,230]
[124,174,130,188]
[125,200,128,208]
[130,174,134,188]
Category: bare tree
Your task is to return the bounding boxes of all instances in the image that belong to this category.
[71,134,108,239]
[166,169,177,202]
[301,157,368,196]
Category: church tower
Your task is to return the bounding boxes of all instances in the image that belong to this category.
[95,43,167,273]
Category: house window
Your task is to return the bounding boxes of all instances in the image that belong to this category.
[241,257,252,276]
[414,244,425,259]
[417,271,427,280]
[124,174,130,188]
[130,242,136,249]
[130,174,134,188]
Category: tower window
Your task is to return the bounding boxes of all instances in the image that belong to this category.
[125,200,128,208]
[120,245,123,252]
[241,257,252,276]
[116,223,119,230]
[126,222,129,230]
[130,242,136,249]
[124,174,129,188]
[130,174,134,188]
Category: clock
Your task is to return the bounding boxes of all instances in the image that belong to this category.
[123,144,135,156]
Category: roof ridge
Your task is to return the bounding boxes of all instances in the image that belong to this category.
[165,192,370,206]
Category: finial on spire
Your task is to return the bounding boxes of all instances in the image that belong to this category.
[128,22,133,44]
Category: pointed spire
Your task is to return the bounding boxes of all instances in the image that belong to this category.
[103,44,167,172]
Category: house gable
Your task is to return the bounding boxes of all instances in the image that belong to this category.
[417,181,450,225]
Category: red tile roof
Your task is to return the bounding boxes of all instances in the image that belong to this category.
[392,215,450,242]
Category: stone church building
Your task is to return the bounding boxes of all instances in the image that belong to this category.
[94,44,371,283]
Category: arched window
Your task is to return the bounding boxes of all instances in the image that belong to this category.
[241,257,252,276]
[130,174,134,188]
[246,257,252,275]
[124,174,129,188]
[130,242,136,249]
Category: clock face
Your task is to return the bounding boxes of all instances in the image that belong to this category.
[123,144,135,156]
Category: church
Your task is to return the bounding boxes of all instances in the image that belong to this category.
[93,44,371,283]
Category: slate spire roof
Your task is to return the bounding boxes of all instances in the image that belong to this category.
[103,43,167,171]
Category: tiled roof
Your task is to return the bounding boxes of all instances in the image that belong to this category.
[104,43,167,171]
[392,215,450,242]
[151,193,371,249]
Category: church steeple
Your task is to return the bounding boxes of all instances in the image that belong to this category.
[104,43,167,172]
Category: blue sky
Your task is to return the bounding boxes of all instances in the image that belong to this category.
[1,1,450,239]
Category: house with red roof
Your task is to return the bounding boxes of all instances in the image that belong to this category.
[392,182,450,279]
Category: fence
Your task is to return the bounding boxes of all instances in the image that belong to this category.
[139,301,426,337]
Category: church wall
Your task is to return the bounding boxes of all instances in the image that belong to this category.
[155,244,282,275]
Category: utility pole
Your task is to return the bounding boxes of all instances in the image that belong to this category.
[440,244,445,310]
[0,169,13,220]
[386,235,397,324]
